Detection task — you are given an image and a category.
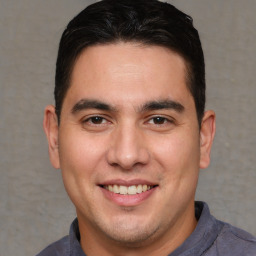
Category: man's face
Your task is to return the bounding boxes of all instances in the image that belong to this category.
[45,43,214,248]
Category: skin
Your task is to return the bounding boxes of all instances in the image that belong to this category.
[44,43,215,256]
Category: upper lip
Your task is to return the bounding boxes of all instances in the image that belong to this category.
[99,179,158,186]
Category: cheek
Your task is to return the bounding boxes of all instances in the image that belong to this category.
[60,129,103,163]
[58,130,108,186]
[149,131,200,181]
[151,132,200,209]
[57,130,108,208]
[153,132,199,160]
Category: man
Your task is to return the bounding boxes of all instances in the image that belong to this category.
[38,0,256,255]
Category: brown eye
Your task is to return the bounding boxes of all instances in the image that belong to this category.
[150,117,167,125]
[83,116,108,125]
[90,116,105,124]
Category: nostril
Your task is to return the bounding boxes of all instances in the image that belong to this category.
[109,162,119,167]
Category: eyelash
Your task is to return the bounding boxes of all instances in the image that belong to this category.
[147,116,174,125]
[82,115,174,127]
[82,116,109,125]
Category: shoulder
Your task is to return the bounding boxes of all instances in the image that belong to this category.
[208,221,256,256]
[35,235,69,256]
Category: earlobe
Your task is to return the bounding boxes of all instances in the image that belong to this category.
[43,105,60,169]
[199,110,216,169]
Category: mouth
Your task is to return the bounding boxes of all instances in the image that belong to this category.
[101,184,157,195]
[99,181,158,206]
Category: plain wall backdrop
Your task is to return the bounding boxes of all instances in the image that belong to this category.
[0,1,255,255]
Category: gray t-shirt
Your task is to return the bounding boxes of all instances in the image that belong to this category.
[36,202,256,256]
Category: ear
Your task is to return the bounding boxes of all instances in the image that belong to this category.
[199,110,216,169]
[43,105,60,169]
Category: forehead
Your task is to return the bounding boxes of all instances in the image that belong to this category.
[65,42,192,108]
[73,42,187,76]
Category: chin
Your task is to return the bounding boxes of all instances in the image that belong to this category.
[95,214,160,246]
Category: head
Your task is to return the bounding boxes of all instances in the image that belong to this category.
[44,0,215,254]
[55,0,205,126]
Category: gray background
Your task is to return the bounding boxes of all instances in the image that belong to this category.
[0,0,255,255]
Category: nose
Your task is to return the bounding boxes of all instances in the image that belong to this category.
[106,124,150,170]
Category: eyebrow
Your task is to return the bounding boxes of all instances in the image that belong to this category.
[139,99,185,113]
[71,98,184,114]
[71,99,117,114]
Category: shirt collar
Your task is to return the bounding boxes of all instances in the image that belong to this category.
[168,201,224,256]
[69,218,86,256]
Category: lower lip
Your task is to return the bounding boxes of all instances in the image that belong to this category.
[100,186,157,206]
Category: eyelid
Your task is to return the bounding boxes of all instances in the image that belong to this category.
[146,115,175,124]
[82,114,111,125]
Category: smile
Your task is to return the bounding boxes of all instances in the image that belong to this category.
[99,181,158,206]
[103,185,155,195]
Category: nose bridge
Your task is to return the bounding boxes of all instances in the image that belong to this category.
[107,121,149,169]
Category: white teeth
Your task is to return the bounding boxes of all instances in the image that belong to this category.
[113,185,119,193]
[127,185,137,195]
[119,185,128,195]
[105,184,154,195]
[137,185,142,193]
